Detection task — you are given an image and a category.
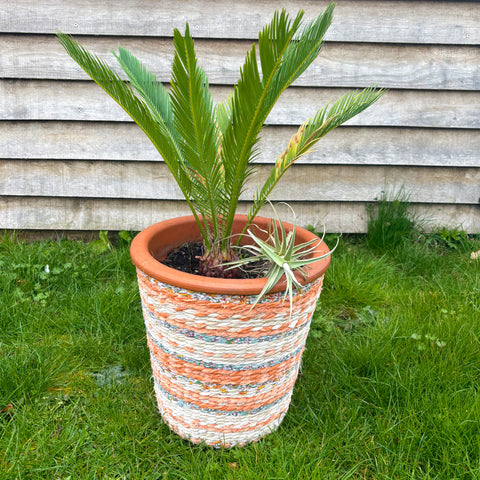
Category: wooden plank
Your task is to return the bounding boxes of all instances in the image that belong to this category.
[2,160,479,205]
[2,0,478,45]
[2,80,479,129]
[2,35,478,91]
[0,121,478,167]
[1,197,478,233]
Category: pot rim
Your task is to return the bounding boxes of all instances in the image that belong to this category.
[130,214,331,295]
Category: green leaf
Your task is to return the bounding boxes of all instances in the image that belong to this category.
[114,47,174,130]
[170,24,225,244]
[118,230,133,243]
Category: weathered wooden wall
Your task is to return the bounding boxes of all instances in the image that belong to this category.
[1,0,479,232]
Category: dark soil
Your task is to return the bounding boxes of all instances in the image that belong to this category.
[160,242,269,279]
[161,242,203,274]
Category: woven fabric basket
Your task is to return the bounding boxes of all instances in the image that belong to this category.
[137,269,324,448]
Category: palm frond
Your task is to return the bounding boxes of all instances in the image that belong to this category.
[56,32,210,243]
[259,9,304,84]
[215,93,234,136]
[220,5,334,246]
[113,47,190,187]
[221,9,305,213]
[268,4,334,103]
[57,34,173,161]
[169,24,226,244]
[247,86,386,224]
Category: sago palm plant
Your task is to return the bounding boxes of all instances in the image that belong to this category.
[57,3,384,278]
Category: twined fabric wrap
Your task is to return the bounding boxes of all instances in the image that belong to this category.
[137,269,324,448]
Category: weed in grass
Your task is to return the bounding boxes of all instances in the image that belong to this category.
[427,227,475,253]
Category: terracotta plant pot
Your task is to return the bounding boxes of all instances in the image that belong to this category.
[130,215,331,447]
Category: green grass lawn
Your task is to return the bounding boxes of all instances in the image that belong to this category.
[1,231,479,479]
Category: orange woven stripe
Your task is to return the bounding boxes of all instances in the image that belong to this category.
[153,363,298,412]
[147,335,303,385]
[150,356,295,392]
[141,295,314,339]
[143,300,311,338]
[139,271,321,316]
[138,273,322,321]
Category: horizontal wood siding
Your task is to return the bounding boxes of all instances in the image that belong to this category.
[2,197,478,233]
[2,123,478,167]
[4,0,479,44]
[3,81,480,129]
[3,36,478,90]
[1,0,479,233]
[3,160,480,204]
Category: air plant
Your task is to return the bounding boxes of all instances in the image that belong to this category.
[226,203,338,312]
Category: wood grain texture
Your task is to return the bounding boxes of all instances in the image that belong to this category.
[2,160,479,205]
[1,122,478,167]
[1,197,478,233]
[2,80,479,129]
[2,0,478,44]
[2,35,478,90]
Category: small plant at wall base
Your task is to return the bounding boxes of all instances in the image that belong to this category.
[366,188,417,252]
[430,227,471,252]
[57,3,384,281]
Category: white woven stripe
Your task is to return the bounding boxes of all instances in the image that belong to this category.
[144,315,310,367]
[169,414,287,447]
[154,378,294,420]
[154,382,293,446]
[150,354,299,401]
[143,307,312,346]
[142,302,314,341]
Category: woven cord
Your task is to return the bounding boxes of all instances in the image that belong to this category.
[138,270,324,447]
